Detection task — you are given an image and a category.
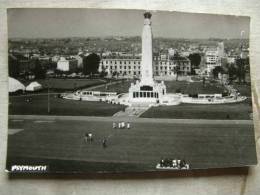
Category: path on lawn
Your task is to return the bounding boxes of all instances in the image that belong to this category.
[113,106,150,118]
[9,114,253,125]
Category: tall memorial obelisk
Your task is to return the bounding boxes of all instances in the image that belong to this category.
[128,12,167,105]
[140,12,154,86]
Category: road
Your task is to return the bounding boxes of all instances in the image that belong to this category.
[6,115,257,173]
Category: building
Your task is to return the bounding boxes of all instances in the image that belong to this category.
[57,57,70,71]
[205,48,221,75]
[205,42,226,75]
[217,42,225,58]
[99,53,191,78]
[56,57,78,72]
[99,58,142,78]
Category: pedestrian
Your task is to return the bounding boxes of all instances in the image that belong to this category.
[88,133,93,142]
[226,114,230,119]
[113,122,117,129]
[102,138,107,148]
[122,122,125,128]
[127,122,130,129]
[84,133,89,143]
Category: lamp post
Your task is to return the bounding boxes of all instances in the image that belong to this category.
[47,77,50,114]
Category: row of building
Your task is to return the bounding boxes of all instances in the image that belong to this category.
[98,52,191,78]
[9,41,249,78]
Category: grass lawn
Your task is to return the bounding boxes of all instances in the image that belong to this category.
[233,83,252,97]
[141,100,252,120]
[9,95,126,116]
[92,80,226,95]
[164,81,226,94]
[7,118,256,172]
[20,78,106,92]
[92,80,132,93]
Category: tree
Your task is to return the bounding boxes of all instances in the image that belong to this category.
[83,53,100,75]
[32,59,46,79]
[236,58,246,84]
[173,64,180,81]
[228,64,237,83]
[9,55,20,78]
[212,66,224,79]
[188,53,201,73]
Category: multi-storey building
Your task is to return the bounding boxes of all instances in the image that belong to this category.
[99,53,191,78]
[205,48,222,75]
[205,42,225,75]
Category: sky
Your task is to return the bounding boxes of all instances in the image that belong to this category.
[8,8,250,39]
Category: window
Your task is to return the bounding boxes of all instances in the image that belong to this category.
[133,92,136,98]
[136,92,139,97]
[140,92,143,97]
[151,93,154,97]
[147,92,150,98]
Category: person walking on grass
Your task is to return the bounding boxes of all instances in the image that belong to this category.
[102,138,107,148]
[113,122,117,129]
[84,132,93,143]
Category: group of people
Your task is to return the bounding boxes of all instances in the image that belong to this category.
[25,97,33,102]
[84,133,93,143]
[83,121,132,149]
[84,133,107,149]
[113,122,131,129]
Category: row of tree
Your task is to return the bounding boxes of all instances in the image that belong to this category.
[212,58,249,83]
[9,53,101,79]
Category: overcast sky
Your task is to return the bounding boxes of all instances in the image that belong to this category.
[8,8,250,39]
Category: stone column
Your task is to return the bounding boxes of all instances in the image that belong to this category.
[140,12,154,86]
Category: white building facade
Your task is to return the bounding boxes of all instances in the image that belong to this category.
[205,42,225,75]
[57,57,70,71]
[99,55,191,78]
